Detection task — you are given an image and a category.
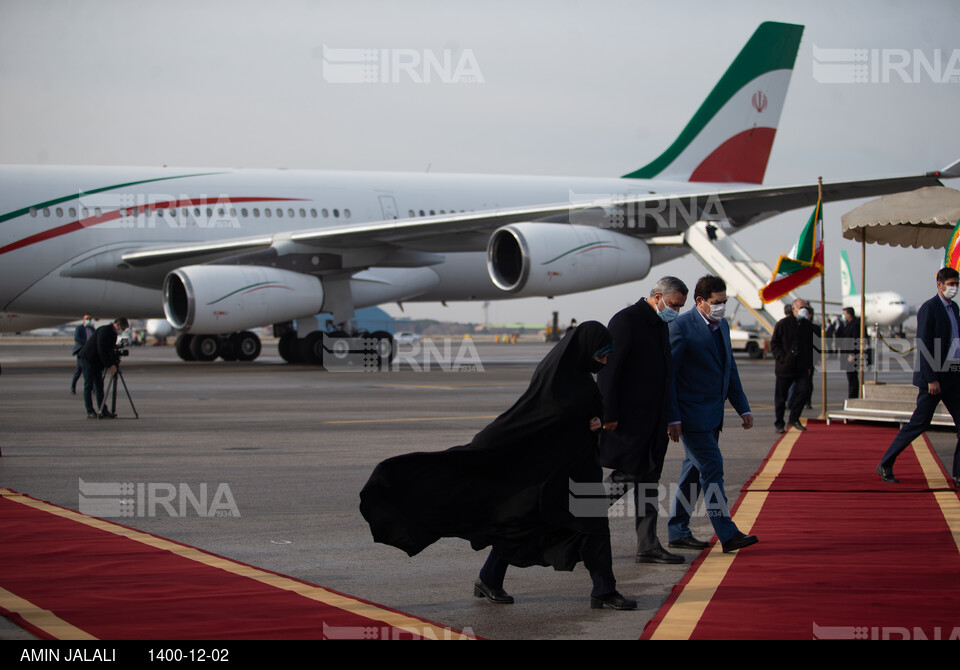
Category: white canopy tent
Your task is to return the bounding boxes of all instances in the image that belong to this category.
[840,186,960,395]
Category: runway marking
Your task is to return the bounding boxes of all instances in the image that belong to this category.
[915,437,960,556]
[0,585,96,640]
[0,489,474,640]
[648,489,767,640]
[323,415,497,424]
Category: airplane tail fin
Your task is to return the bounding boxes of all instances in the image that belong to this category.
[840,249,857,297]
[623,22,803,184]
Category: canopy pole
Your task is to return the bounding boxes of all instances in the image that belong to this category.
[859,234,866,398]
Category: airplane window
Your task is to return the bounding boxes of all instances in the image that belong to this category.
[419,209,425,217]
[408,210,415,217]
[206,208,213,218]
[265,209,272,218]
[56,207,63,217]
[253,208,260,217]
[333,209,340,218]
[69,207,76,217]
[430,210,435,215]
[157,209,164,217]
[440,210,445,214]
[81,208,89,217]
[344,209,350,218]
[218,208,225,217]
[29,207,36,217]
[310,208,317,217]
[42,208,50,216]
[194,208,201,217]
[95,208,101,217]
[277,209,283,218]
[241,208,248,217]
[322,208,329,217]
[299,208,306,218]
[288,208,295,218]
[229,208,236,217]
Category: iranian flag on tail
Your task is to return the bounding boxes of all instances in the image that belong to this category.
[759,199,824,303]
[943,220,960,270]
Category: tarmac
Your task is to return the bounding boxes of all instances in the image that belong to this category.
[1,336,954,640]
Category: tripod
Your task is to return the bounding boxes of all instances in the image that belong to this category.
[99,366,139,419]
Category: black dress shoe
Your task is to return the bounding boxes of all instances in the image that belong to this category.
[775,424,786,434]
[635,546,685,564]
[98,410,117,420]
[668,536,709,550]
[590,590,637,610]
[473,579,514,604]
[788,421,807,431]
[876,464,899,483]
[722,531,758,553]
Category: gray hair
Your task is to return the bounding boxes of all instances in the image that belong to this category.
[650,276,688,298]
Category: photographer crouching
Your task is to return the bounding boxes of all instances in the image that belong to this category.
[78,318,129,419]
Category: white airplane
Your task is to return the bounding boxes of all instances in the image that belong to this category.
[839,249,911,330]
[0,23,952,364]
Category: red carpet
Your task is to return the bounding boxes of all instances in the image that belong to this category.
[642,422,960,640]
[0,488,474,640]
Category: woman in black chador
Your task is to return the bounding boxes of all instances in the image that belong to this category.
[359,321,636,610]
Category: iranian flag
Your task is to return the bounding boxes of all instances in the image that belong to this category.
[759,199,824,303]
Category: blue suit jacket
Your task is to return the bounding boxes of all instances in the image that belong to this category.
[914,294,958,387]
[72,324,91,356]
[666,309,750,432]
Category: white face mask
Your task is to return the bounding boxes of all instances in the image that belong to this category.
[944,285,958,300]
[798,308,810,320]
[704,301,725,323]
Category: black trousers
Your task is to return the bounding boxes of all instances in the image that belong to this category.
[479,538,616,597]
[880,376,960,479]
[80,359,104,415]
[775,374,811,426]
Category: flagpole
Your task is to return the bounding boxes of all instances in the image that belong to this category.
[817,177,828,421]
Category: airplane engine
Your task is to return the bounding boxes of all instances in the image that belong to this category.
[164,265,324,334]
[486,222,652,296]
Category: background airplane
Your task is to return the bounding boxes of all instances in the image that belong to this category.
[839,249,911,332]
[0,22,949,364]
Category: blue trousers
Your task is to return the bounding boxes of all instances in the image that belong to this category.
[667,429,740,544]
[880,377,960,479]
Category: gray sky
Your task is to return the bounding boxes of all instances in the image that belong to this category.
[1,0,958,327]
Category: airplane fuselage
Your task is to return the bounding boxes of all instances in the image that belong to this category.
[0,164,707,322]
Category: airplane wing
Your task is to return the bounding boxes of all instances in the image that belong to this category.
[120,170,946,269]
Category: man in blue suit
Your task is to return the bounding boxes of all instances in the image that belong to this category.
[70,314,94,395]
[878,268,960,486]
[665,275,759,553]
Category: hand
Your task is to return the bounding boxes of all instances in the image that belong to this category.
[602,421,618,432]
[107,365,117,375]
[741,414,753,430]
[667,424,682,442]
[589,417,602,432]
[929,381,941,395]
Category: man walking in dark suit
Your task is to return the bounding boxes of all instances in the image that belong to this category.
[771,299,814,433]
[840,307,863,399]
[70,314,95,395]
[598,276,688,564]
[78,317,128,419]
[877,268,960,487]
[665,275,758,553]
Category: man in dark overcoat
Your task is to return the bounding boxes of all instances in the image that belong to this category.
[598,276,688,564]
